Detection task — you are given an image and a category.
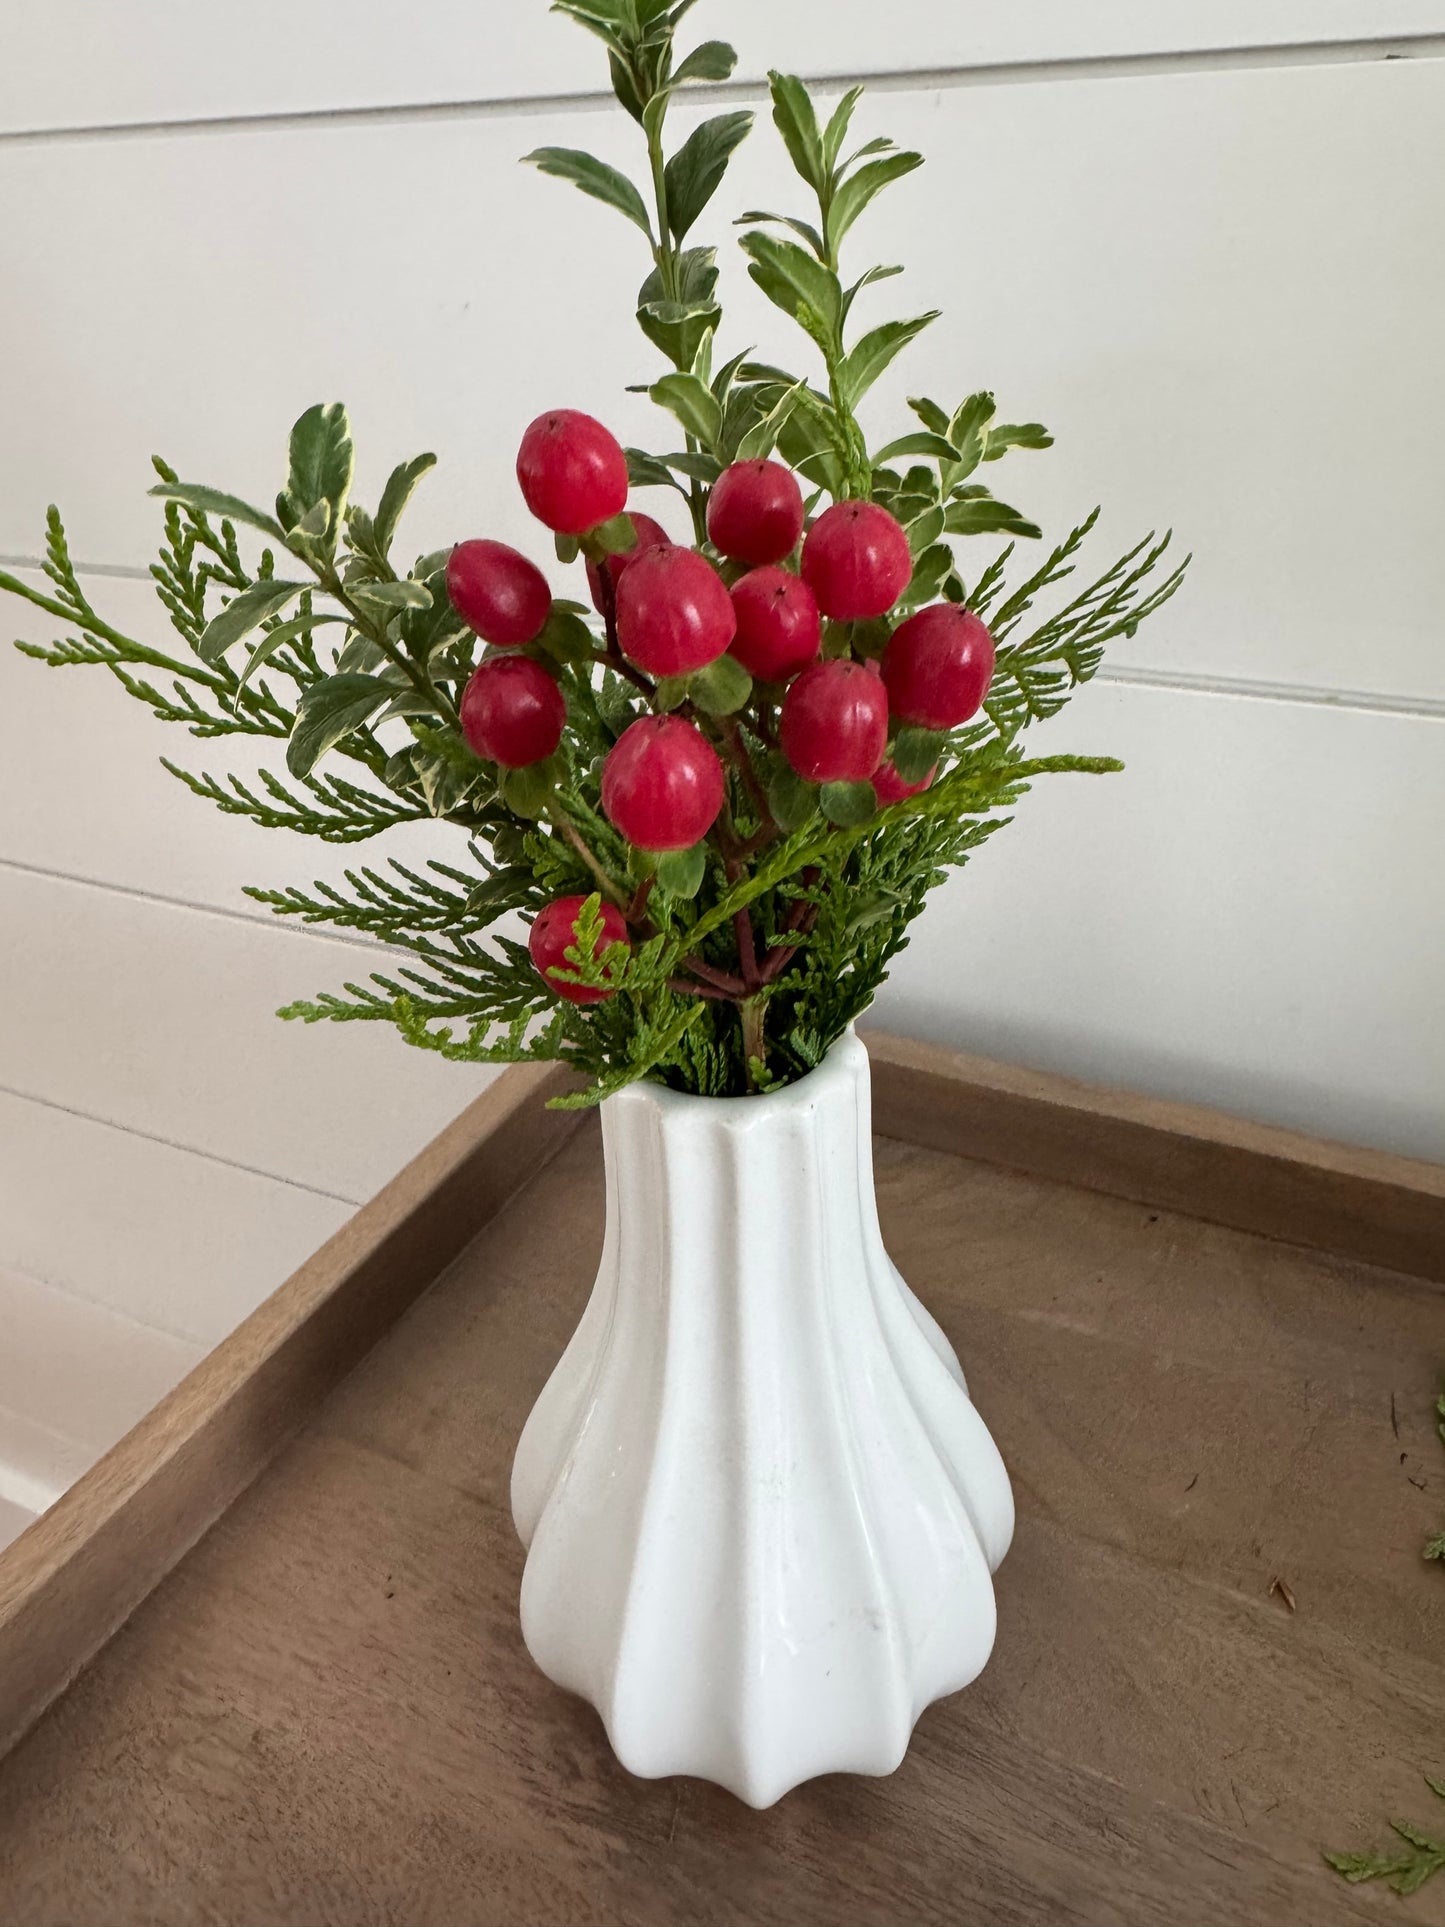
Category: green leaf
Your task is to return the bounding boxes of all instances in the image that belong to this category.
[735,380,805,461]
[945,498,1042,540]
[739,231,843,353]
[821,86,865,171]
[826,151,923,257]
[286,673,391,778]
[236,610,347,694]
[197,579,306,664]
[636,247,721,366]
[592,512,638,557]
[625,448,683,492]
[285,403,354,533]
[656,448,722,483]
[905,542,954,607]
[501,757,562,818]
[767,71,825,192]
[891,726,944,784]
[466,865,538,918]
[767,763,818,831]
[908,395,952,436]
[665,110,753,241]
[654,840,707,898]
[373,452,437,556]
[649,370,723,448]
[985,421,1054,460]
[291,499,331,542]
[906,504,946,555]
[351,578,433,614]
[147,482,285,542]
[671,39,737,84]
[652,675,690,711]
[335,631,389,673]
[873,430,959,466]
[736,208,826,256]
[839,312,938,408]
[687,653,752,715]
[524,146,654,237]
[947,391,997,482]
[820,779,878,827]
[555,532,583,565]
[534,606,599,665]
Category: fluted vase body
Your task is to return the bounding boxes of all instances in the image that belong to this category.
[510,1026,1013,1807]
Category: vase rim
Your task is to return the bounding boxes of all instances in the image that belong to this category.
[607,1021,867,1119]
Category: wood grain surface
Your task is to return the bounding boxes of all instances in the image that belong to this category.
[0,1112,1441,1927]
[865,1029,1445,1284]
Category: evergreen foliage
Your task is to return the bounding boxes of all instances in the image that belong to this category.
[0,0,1187,1105]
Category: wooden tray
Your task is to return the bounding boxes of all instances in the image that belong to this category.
[1,1032,1442,1926]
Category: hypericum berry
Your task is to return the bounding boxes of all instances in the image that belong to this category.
[872,759,938,806]
[529,895,629,1005]
[780,659,890,784]
[459,654,566,768]
[446,539,552,647]
[801,501,912,620]
[602,714,725,852]
[882,604,996,729]
[615,546,736,676]
[706,459,805,566]
[516,409,629,534]
[586,511,670,613]
[728,567,821,683]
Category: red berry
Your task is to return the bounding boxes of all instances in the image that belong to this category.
[728,567,821,683]
[707,460,805,566]
[459,654,566,768]
[882,604,996,730]
[446,539,552,647]
[529,895,629,1005]
[585,511,671,613]
[615,546,736,676]
[602,715,725,852]
[872,759,938,806]
[801,501,912,620]
[780,659,890,784]
[516,410,629,535]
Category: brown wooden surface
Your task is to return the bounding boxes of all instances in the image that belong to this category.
[1,1113,1442,1927]
[865,1028,1445,1284]
[0,1060,580,1761]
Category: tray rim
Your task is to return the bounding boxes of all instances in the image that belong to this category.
[1,1028,1440,1761]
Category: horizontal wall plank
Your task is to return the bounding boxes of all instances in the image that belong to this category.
[0,1090,352,1344]
[0,868,493,1204]
[874,679,1445,1166]
[1,3,1439,137]
[1,58,1441,702]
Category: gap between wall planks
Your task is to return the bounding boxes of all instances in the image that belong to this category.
[0,1058,583,1762]
[863,1029,1445,1286]
[2,1028,1443,1766]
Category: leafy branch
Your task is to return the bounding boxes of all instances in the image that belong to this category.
[0,0,1189,1107]
[1327,1776,1445,1897]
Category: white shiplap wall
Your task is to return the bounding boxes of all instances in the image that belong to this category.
[1,7,1442,1395]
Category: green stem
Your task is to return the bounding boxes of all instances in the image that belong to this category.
[646,108,677,302]
[0,568,233,694]
[740,995,767,1087]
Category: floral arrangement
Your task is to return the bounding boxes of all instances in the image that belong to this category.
[0,1,1186,1105]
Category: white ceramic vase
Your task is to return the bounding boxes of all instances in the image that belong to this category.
[510,1025,1014,1808]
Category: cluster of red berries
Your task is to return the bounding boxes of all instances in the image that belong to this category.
[446,408,995,1001]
